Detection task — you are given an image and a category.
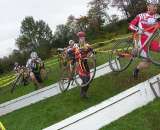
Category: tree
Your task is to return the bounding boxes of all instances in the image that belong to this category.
[111,0,146,18]
[66,15,78,34]
[16,16,53,52]
[110,15,119,23]
[53,24,74,48]
[16,16,36,50]
[87,0,110,34]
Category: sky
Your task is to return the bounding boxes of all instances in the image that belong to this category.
[0,0,122,58]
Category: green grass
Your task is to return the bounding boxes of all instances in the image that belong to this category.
[0,34,130,86]
[101,99,160,130]
[0,64,60,104]
[0,57,59,86]
[0,59,160,130]
[0,34,160,129]
[0,52,106,104]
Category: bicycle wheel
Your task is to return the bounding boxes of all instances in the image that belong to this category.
[11,74,22,93]
[147,31,160,66]
[74,51,96,87]
[109,38,134,72]
[58,55,73,92]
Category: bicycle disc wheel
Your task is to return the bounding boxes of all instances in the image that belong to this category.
[74,52,96,87]
[11,74,22,93]
[147,31,160,66]
[58,55,73,92]
[109,38,133,72]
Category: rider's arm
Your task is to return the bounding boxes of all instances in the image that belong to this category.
[26,59,30,68]
[37,58,44,67]
[26,59,32,72]
[37,58,42,63]
[129,15,140,32]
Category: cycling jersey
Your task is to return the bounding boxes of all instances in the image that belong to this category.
[67,43,92,77]
[129,12,160,57]
[26,58,42,73]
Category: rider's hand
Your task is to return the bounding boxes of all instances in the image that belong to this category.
[131,48,139,57]
[137,28,144,35]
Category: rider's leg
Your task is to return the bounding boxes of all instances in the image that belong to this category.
[40,68,47,80]
[30,72,42,89]
[22,75,28,86]
[133,59,151,78]
[80,60,90,98]
[133,35,150,78]
[80,76,90,98]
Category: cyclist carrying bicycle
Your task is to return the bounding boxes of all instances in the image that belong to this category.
[129,0,160,78]
[26,52,44,89]
[76,31,92,98]
[65,32,93,98]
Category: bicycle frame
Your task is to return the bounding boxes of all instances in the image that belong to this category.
[133,22,160,56]
[58,46,96,91]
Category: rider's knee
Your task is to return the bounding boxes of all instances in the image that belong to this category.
[30,72,36,79]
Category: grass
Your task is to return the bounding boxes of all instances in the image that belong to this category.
[0,57,59,88]
[101,99,160,130]
[0,64,60,104]
[0,34,160,130]
[0,52,106,104]
[0,58,160,130]
[0,33,130,89]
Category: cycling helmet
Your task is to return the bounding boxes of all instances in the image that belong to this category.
[30,52,38,60]
[147,0,159,5]
[77,31,86,37]
[69,40,75,45]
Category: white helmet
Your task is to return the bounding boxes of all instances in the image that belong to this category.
[30,52,38,59]
[69,40,75,45]
[147,0,159,5]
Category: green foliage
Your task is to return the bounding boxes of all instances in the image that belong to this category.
[16,16,53,54]
[52,24,75,48]
[87,0,110,36]
[1,57,160,130]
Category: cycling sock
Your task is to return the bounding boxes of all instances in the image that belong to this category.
[133,68,139,78]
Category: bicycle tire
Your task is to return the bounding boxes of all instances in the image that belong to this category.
[11,74,22,93]
[147,31,160,66]
[108,38,133,72]
[58,54,73,92]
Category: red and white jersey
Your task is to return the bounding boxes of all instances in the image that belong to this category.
[129,12,160,33]
[129,12,160,58]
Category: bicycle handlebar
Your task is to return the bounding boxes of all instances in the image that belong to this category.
[57,48,64,52]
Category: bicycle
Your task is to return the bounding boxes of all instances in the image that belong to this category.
[109,19,160,72]
[11,66,29,93]
[57,47,96,92]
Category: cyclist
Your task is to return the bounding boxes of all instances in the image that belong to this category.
[66,33,92,98]
[129,0,160,78]
[26,52,44,89]
[14,62,21,74]
[67,40,78,64]
[77,31,92,98]
[13,62,28,86]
